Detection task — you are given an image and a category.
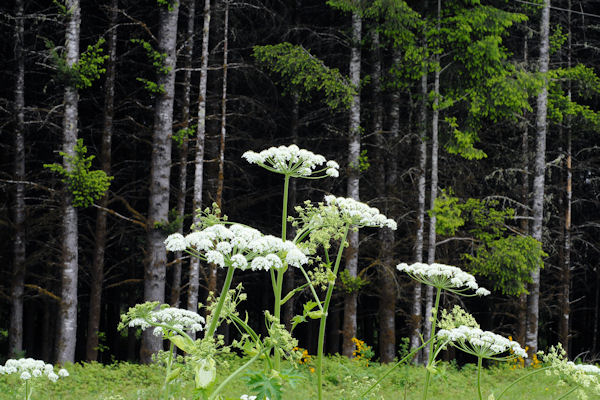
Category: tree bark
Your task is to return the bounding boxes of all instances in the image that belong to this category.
[141,0,180,363]
[171,0,196,308]
[188,0,211,315]
[377,44,399,364]
[342,10,362,358]
[56,0,81,365]
[86,0,118,362]
[9,0,26,359]
[423,0,441,363]
[411,34,429,365]
[527,0,550,361]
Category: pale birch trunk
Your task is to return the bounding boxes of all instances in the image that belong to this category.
[188,0,211,315]
[57,0,81,364]
[141,0,180,363]
[342,10,362,358]
[422,0,441,362]
[86,0,118,361]
[171,0,196,308]
[410,36,429,365]
[9,0,26,358]
[527,0,550,361]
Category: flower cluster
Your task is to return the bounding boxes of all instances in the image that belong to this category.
[539,344,600,398]
[242,144,339,178]
[438,305,480,331]
[437,326,527,359]
[571,363,600,375]
[324,195,397,230]
[396,262,489,296]
[120,302,205,337]
[351,337,374,366]
[165,223,308,271]
[0,358,69,382]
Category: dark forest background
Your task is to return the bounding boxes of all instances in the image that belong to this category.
[1,0,600,365]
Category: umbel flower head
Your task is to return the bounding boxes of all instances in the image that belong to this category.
[165,223,308,271]
[242,144,339,178]
[324,195,397,230]
[396,262,490,296]
[538,343,600,398]
[119,302,205,338]
[437,326,527,360]
[0,358,69,383]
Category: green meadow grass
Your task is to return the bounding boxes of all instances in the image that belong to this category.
[0,356,579,400]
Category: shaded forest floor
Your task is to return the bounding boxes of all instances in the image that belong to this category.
[0,355,586,399]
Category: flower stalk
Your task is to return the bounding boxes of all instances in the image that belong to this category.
[422,286,442,400]
[317,224,350,400]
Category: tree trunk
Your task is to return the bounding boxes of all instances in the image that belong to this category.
[378,45,399,364]
[141,0,180,364]
[411,37,429,365]
[342,10,362,358]
[188,0,211,315]
[423,0,441,363]
[86,0,117,362]
[559,1,572,355]
[210,0,229,296]
[527,0,550,361]
[171,0,196,308]
[9,0,26,359]
[56,0,81,365]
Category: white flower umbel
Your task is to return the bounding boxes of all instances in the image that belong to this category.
[164,233,186,252]
[535,344,600,400]
[398,262,489,400]
[437,326,527,360]
[165,223,308,271]
[122,302,205,338]
[324,195,397,230]
[396,262,488,296]
[570,363,600,375]
[242,144,338,179]
[439,326,528,400]
[0,358,69,384]
[0,358,69,400]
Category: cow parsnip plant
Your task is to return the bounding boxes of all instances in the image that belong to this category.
[0,358,69,400]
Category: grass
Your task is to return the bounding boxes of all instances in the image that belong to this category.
[0,355,584,400]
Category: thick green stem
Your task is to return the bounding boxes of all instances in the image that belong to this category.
[422,286,442,400]
[495,366,550,400]
[317,225,350,400]
[163,341,175,400]
[205,266,236,337]
[477,356,483,400]
[555,385,579,400]
[209,348,268,400]
[272,175,291,370]
[282,174,290,240]
[298,266,324,312]
[24,380,31,400]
